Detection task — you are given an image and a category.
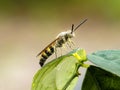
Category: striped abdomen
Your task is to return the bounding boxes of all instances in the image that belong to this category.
[39,45,55,66]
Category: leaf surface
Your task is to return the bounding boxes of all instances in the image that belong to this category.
[87,50,120,76]
[82,66,120,90]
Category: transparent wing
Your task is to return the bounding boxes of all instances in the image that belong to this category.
[36,38,59,57]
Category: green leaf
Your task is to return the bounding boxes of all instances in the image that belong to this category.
[55,56,78,90]
[82,65,120,90]
[66,77,79,90]
[32,55,64,90]
[31,48,88,90]
[87,50,120,76]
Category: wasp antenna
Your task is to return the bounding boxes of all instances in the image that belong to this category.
[74,19,87,32]
[71,24,74,34]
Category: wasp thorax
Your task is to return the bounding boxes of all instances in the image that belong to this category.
[56,30,75,38]
[55,30,75,48]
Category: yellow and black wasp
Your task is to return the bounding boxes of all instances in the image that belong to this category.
[37,19,87,67]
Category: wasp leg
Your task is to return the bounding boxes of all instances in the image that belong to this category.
[60,47,62,56]
[54,47,57,58]
[67,42,73,50]
[62,44,69,53]
[58,44,68,55]
[67,39,76,49]
[71,40,75,46]
[66,42,72,49]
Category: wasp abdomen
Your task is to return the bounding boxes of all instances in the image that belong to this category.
[39,45,55,67]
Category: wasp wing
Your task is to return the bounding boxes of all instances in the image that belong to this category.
[36,38,59,57]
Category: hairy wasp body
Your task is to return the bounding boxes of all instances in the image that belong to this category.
[37,19,87,67]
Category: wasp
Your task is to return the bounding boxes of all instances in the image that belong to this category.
[37,19,87,67]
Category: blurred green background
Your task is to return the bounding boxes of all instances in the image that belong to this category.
[0,0,120,90]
